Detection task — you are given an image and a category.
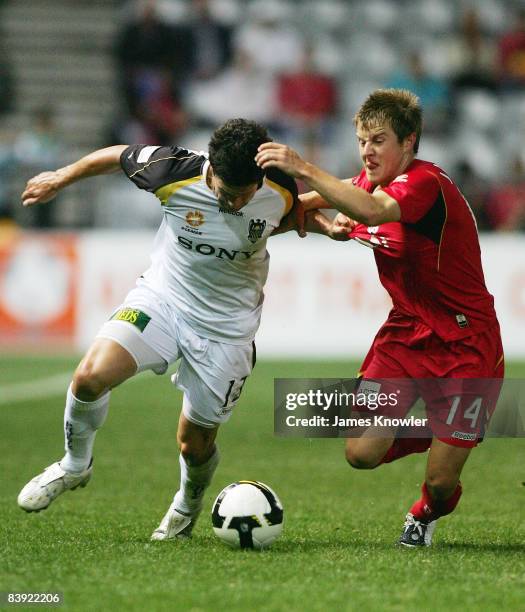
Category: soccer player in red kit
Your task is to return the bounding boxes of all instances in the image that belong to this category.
[256,88,504,547]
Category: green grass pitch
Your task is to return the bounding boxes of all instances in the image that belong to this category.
[1,356,524,611]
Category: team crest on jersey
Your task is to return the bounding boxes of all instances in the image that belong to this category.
[248,218,266,243]
[186,210,204,227]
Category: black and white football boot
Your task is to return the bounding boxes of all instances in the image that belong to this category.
[398,512,437,547]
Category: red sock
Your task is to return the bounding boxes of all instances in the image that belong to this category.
[379,437,432,464]
[410,482,463,522]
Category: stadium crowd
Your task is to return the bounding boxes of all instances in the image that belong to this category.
[1,0,525,230]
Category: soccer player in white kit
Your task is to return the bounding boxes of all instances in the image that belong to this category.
[17,119,346,539]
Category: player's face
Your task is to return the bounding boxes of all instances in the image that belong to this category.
[210,174,259,211]
[356,122,415,186]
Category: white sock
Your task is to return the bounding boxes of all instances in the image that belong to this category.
[173,447,220,515]
[60,383,110,474]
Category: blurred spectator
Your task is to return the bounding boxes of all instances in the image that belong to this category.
[0,142,13,221]
[498,8,525,90]
[234,2,302,75]
[0,46,13,116]
[187,0,233,81]
[485,155,525,231]
[114,1,189,144]
[0,44,14,221]
[13,106,65,227]
[187,49,277,128]
[13,107,62,168]
[0,42,13,220]
[109,72,188,146]
[386,51,450,133]
[454,159,491,231]
[115,0,191,106]
[447,8,497,94]
[276,43,338,164]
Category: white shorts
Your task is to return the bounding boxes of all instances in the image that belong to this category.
[96,285,256,428]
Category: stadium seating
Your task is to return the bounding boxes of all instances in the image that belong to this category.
[1,0,524,229]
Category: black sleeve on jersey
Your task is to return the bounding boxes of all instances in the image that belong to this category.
[120,145,205,193]
[265,166,299,201]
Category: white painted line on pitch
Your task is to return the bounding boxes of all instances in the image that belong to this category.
[0,372,72,405]
[0,369,158,406]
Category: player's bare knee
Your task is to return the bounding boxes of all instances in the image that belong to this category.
[179,442,197,465]
[345,447,380,470]
[178,428,214,464]
[179,440,213,466]
[72,364,110,401]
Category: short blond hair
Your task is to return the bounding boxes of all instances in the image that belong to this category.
[354,89,422,153]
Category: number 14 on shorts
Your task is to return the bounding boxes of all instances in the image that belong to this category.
[446,396,484,429]
[441,393,493,443]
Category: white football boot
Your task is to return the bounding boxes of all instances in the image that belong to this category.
[18,461,92,512]
[398,512,437,547]
[151,502,201,541]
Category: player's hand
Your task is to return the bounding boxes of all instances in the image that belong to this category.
[270,198,307,238]
[255,142,308,179]
[329,213,356,240]
[21,171,62,207]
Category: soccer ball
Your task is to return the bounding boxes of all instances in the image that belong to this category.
[211,481,284,550]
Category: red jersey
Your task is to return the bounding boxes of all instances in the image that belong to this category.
[349,159,498,342]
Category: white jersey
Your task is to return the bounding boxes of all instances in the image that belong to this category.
[120,145,296,344]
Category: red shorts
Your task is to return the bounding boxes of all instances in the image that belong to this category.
[358,317,505,448]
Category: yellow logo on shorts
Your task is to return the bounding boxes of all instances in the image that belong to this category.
[115,309,139,324]
[110,308,151,332]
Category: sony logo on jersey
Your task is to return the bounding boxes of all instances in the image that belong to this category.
[177,236,256,260]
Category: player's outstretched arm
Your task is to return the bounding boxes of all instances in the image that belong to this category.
[21,145,128,207]
[300,179,359,213]
[306,211,354,240]
[256,143,401,226]
[270,209,353,241]
[299,190,332,212]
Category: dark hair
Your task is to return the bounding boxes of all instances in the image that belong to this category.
[208,118,271,186]
[354,89,423,153]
